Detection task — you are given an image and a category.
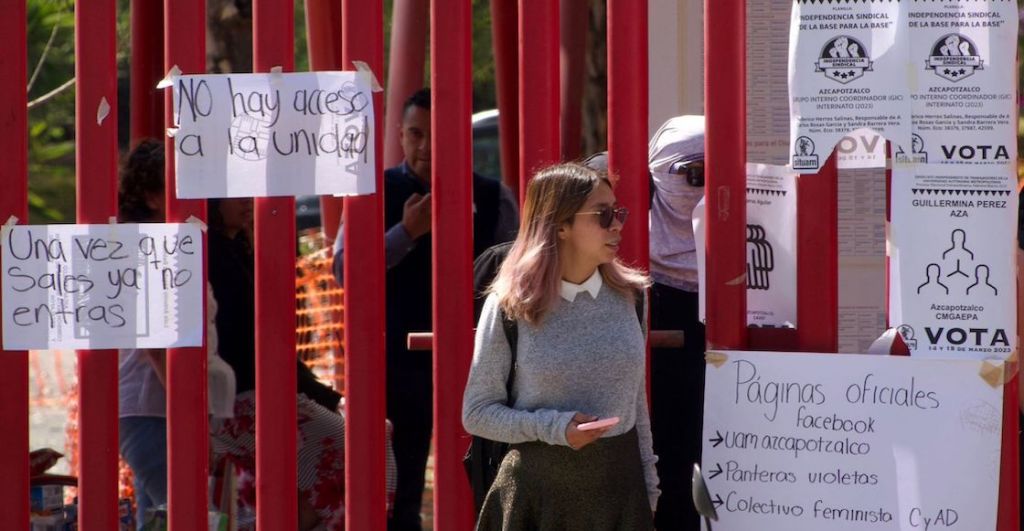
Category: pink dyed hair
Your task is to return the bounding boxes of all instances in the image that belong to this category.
[489,163,649,324]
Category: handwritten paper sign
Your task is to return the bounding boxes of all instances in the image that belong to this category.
[702,350,1002,531]
[788,0,911,173]
[170,70,376,198]
[2,224,203,350]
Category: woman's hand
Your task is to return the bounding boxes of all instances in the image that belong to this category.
[565,412,613,450]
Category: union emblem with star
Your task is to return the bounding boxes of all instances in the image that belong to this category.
[925,33,983,82]
[814,35,873,85]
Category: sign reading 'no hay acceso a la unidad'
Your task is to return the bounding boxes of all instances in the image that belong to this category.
[169,70,377,199]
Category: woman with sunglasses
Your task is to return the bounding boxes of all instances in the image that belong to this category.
[463,163,658,530]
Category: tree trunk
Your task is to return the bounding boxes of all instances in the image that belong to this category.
[206,0,253,73]
[581,0,607,156]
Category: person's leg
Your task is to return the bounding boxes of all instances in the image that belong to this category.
[650,283,704,531]
[386,359,433,531]
[132,474,153,530]
[119,416,169,528]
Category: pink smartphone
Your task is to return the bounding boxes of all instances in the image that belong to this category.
[576,417,620,431]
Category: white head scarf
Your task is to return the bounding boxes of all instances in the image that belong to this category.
[648,115,705,293]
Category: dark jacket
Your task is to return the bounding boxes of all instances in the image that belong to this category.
[383,165,504,360]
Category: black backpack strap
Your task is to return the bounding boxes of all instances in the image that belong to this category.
[499,307,518,405]
[465,303,519,513]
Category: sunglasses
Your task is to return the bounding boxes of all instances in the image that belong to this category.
[669,159,705,187]
[575,206,629,229]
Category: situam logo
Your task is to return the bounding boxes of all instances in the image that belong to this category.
[815,35,872,84]
[792,136,819,170]
[897,325,918,350]
[895,134,928,164]
[926,34,983,82]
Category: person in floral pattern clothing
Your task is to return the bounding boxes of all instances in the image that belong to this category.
[206,197,396,530]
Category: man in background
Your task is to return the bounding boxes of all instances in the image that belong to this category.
[334,88,518,530]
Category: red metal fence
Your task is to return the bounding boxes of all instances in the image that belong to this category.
[0,1,1017,530]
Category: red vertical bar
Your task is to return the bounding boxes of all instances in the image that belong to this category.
[606,0,648,271]
[431,0,476,528]
[341,0,387,528]
[491,0,520,198]
[607,0,650,398]
[518,0,559,201]
[307,0,346,242]
[885,142,892,329]
[252,1,299,529]
[163,1,208,529]
[0,0,30,527]
[130,0,165,144]
[383,0,429,168]
[559,0,586,162]
[998,375,1020,531]
[796,153,838,352]
[305,0,342,72]
[703,0,747,351]
[75,0,120,529]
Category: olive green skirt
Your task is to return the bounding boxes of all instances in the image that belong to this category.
[476,428,653,531]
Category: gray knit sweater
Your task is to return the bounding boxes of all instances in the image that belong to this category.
[462,283,661,510]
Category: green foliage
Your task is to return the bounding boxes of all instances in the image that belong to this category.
[295,0,309,72]
[471,0,496,111]
[26,0,77,223]
[378,0,497,111]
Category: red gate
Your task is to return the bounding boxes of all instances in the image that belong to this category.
[0,1,1016,530]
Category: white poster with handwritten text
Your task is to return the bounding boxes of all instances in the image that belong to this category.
[702,350,1002,531]
[789,0,910,173]
[170,70,376,198]
[2,224,203,350]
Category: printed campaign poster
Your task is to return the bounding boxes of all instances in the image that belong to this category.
[697,165,798,327]
[747,164,798,327]
[1,224,203,350]
[749,1,886,170]
[835,129,886,170]
[903,0,1018,167]
[170,70,376,198]
[889,163,1016,360]
[789,0,911,173]
[702,350,1003,531]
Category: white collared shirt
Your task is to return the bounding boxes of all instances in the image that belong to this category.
[560,269,603,302]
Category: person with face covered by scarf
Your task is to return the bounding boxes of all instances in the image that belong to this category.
[647,115,707,531]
